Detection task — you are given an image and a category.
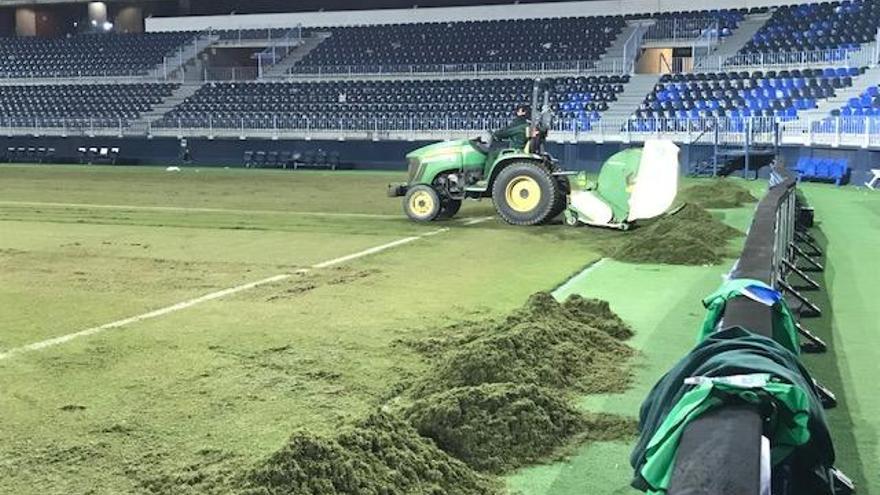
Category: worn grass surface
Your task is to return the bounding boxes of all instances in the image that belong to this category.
[0,164,610,494]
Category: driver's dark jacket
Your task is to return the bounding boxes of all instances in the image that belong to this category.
[492,116,529,149]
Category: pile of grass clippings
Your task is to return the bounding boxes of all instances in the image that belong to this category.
[411,292,634,397]
[405,383,587,472]
[678,179,757,209]
[615,203,742,265]
[241,412,499,495]
[240,292,639,493]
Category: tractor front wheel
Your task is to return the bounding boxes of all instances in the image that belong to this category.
[492,161,560,226]
[404,185,441,222]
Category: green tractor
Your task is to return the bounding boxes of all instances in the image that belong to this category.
[387,83,569,225]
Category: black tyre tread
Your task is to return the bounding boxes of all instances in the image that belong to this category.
[437,199,462,219]
[492,161,559,226]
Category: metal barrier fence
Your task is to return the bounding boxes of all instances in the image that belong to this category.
[9,115,880,149]
[285,58,630,78]
[643,17,721,43]
[666,167,851,495]
[695,43,877,71]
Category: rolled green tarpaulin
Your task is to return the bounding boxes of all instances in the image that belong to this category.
[596,148,641,222]
[698,278,801,356]
[638,375,811,494]
[630,327,833,494]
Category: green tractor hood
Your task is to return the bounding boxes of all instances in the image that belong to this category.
[406,139,475,160]
[404,139,488,185]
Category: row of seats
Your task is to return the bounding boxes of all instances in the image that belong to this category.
[0,32,193,78]
[244,149,341,169]
[0,83,178,123]
[741,1,880,54]
[637,68,861,120]
[294,16,624,69]
[831,85,880,116]
[158,77,629,129]
[3,146,57,163]
[793,156,849,185]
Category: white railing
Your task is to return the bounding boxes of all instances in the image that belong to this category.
[255,26,304,77]
[154,28,217,81]
[643,18,724,43]
[202,67,261,81]
[623,24,649,74]
[695,43,877,71]
[286,58,629,78]
[8,115,880,150]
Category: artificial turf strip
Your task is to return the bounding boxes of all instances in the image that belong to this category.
[798,184,880,495]
[506,202,758,495]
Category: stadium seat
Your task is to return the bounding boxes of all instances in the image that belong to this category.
[291,17,625,72]
[739,1,880,55]
[156,77,628,131]
[793,157,849,185]
[0,32,195,78]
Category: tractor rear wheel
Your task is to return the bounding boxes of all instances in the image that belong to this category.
[492,161,560,225]
[404,185,441,222]
[437,198,462,219]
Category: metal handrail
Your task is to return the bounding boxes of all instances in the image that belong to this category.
[7,115,880,149]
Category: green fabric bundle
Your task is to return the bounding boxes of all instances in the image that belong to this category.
[630,327,833,494]
[698,278,801,356]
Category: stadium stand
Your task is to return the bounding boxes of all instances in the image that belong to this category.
[156,76,629,130]
[0,32,195,78]
[635,68,864,122]
[0,83,179,127]
[739,1,879,54]
[830,85,880,116]
[291,17,625,70]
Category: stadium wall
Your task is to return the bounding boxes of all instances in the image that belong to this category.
[4,136,877,184]
[146,0,825,31]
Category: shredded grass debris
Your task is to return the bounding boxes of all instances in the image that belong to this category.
[678,179,757,209]
[614,203,742,265]
[410,292,634,397]
[240,412,499,495]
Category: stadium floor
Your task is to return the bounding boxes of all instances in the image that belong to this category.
[0,165,876,494]
[507,184,879,495]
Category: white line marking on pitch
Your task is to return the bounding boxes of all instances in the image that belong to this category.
[0,227,449,361]
[551,258,608,299]
[0,200,399,219]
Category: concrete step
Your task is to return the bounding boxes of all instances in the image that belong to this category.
[603,24,640,59]
[130,84,203,129]
[262,33,331,78]
[695,14,770,68]
[601,73,661,119]
[797,66,880,120]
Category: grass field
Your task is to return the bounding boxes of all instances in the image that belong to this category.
[0,165,875,495]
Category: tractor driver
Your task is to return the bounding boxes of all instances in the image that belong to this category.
[492,104,532,150]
